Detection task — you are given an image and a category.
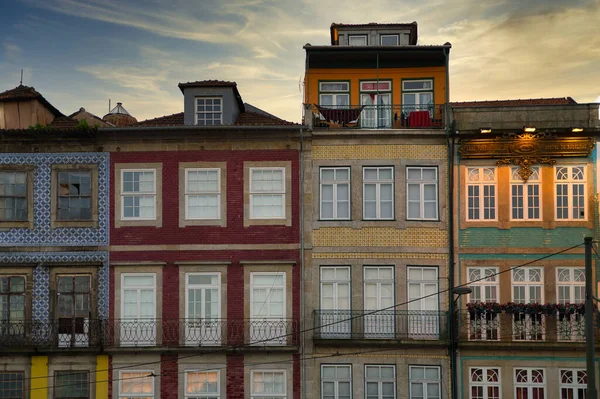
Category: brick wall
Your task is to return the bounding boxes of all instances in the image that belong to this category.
[162,263,179,345]
[160,354,178,399]
[226,354,244,399]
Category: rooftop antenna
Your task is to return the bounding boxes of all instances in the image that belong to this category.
[19,69,23,86]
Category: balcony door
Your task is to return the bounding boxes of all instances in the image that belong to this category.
[121,274,156,346]
[56,275,91,348]
[407,267,439,338]
[361,93,392,129]
[185,273,221,346]
[363,266,394,338]
[320,267,351,338]
[250,273,286,345]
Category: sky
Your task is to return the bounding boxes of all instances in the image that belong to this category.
[0,0,599,123]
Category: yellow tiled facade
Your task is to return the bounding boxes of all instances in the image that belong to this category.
[313,227,447,247]
[312,144,447,160]
[312,252,448,259]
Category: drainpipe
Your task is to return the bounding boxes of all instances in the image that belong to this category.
[444,46,458,399]
[299,127,306,399]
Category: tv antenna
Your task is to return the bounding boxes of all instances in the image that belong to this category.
[19,69,23,86]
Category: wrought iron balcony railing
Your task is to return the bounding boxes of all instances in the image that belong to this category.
[0,318,298,350]
[313,310,448,341]
[457,310,598,344]
[303,103,446,130]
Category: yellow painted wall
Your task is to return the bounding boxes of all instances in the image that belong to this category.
[304,66,447,105]
[30,356,48,399]
[95,355,109,399]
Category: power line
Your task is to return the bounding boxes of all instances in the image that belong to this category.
[7,242,584,387]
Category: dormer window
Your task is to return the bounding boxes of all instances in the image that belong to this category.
[195,97,222,126]
[380,34,399,46]
[348,35,367,46]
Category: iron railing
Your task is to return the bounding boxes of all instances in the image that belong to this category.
[457,310,600,344]
[303,103,446,130]
[313,310,448,341]
[0,318,298,349]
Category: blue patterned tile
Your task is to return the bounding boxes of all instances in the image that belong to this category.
[0,153,109,246]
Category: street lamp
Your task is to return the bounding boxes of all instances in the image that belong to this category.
[451,286,472,399]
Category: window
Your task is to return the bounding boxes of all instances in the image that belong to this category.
[402,81,433,92]
[250,168,285,219]
[185,370,220,399]
[406,167,438,220]
[320,167,350,220]
[0,172,27,221]
[321,365,351,399]
[56,275,91,348]
[185,273,221,346]
[466,167,496,221]
[54,371,89,399]
[557,268,585,342]
[380,34,399,45]
[560,369,587,399]
[250,273,286,345]
[319,82,350,109]
[57,171,92,220]
[469,368,500,399]
[251,371,286,399]
[0,372,24,399]
[319,267,351,338]
[196,97,222,126]
[121,274,156,346]
[556,166,586,220]
[511,167,541,220]
[365,365,395,399]
[121,170,156,220]
[363,167,394,220]
[364,267,394,338]
[348,35,367,46]
[185,169,221,219]
[512,268,544,340]
[360,82,392,128]
[468,268,499,340]
[514,368,545,399]
[402,80,433,115]
[119,371,154,399]
[0,276,25,326]
[409,366,440,399]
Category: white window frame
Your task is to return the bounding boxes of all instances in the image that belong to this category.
[184,370,220,399]
[559,369,587,399]
[402,80,433,92]
[319,82,350,92]
[363,167,394,220]
[469,367,501,399]
[511,267,543,304]
[556,268,585,304]
[185,168,221,220]
[406,166,438,220]
[250,272,286,318]
[121,273,157,318]
[320,167,351,220]
[365,365,396,399]
[121,169,156,220]
[119,370,154,399]
[380,34,399,45]
[466,167,497,221]
[348,35,367,46]
[510,166,542,221]
[249,167,286,219]
[185,272,221,319]
[555,165,586,220]
[468,268,499,340]
[408,366,441,399]
[468,267,499,303]
[514,368,545,399]
[321,365,352,399]
[319,82,350,109]
[250,370,286,399]
[195,97,223,126]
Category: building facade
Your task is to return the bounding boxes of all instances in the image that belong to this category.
[451,100,600,399]
[302,22,453,399]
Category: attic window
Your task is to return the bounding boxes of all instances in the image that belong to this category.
[348,35,367,46]
[380,34,399,46]
[196,97,222,126]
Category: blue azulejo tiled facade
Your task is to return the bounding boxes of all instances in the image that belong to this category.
[0,152,109,246]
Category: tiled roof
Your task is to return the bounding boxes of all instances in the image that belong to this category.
[138,112,185,126]
[68,107,112,127]
[48,116,78,128]
[0,85,64,116]
[178,80,237,92]
[235,112,299,126]
[331,22,417,28]
[451,97,577,107]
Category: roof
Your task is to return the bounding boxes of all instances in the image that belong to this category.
[136,110,299,127]
[330,22,418,45]
[451,97,578,107]
[177,80,245,111]
[138,112,184,127]
[0,85,64,117]
[69,107,112,127]
[48,116,78,128]
[106,102,131,116]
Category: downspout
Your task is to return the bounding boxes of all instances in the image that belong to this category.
[444,47,458,399]
[299,127,306,399]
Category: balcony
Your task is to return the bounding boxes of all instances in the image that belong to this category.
[0,318,298,351]
[313,310,448,343]
[457,310,599,346]
[303,104,446,130]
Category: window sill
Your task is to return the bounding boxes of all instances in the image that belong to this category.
[51,219,98,229]
[0,220,33,229]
